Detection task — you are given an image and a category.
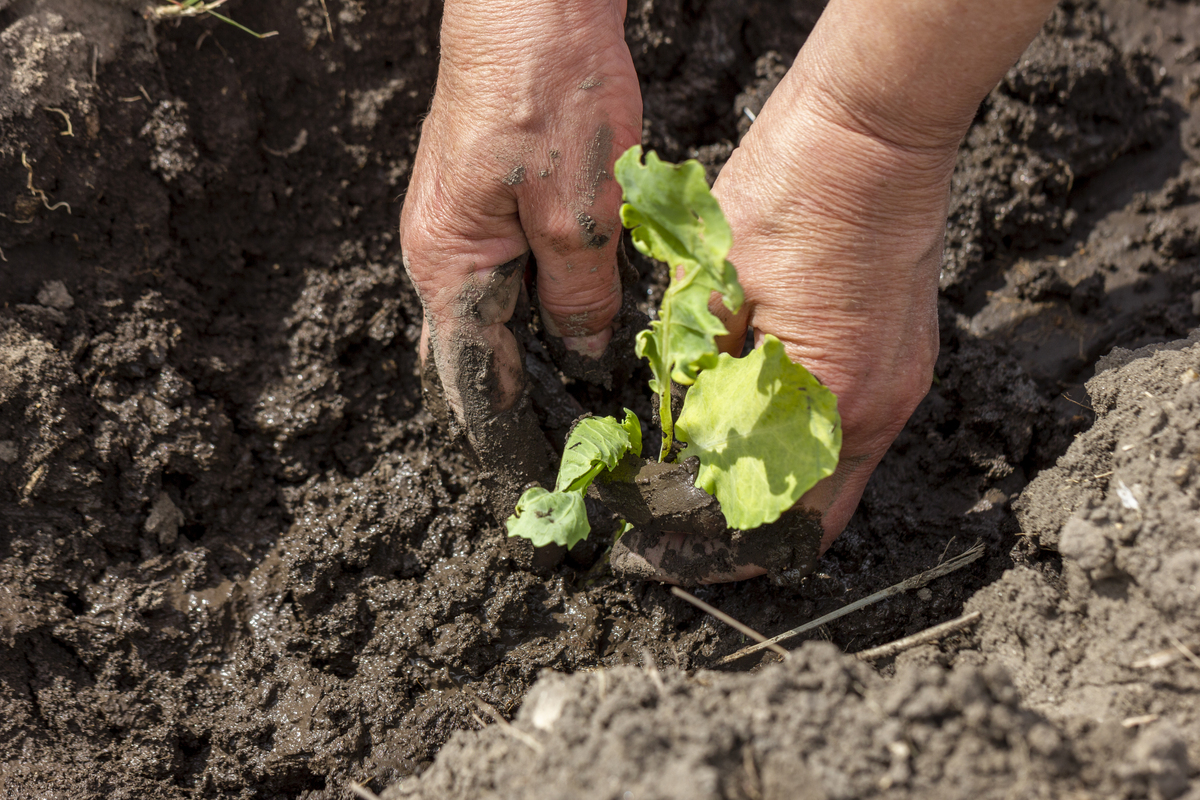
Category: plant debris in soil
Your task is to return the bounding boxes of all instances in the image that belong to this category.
[1,1,1199,799]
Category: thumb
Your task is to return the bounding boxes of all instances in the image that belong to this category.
[710,294,753,357]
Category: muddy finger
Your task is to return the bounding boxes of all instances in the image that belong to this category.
[421,253,557,512]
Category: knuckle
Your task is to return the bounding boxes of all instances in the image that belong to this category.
[540,285,621,336]
[528,203,621,257]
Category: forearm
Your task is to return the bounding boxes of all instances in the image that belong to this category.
[794,0,1060,149]
[440,0,627,66]
[434,0,633,131]
[721,0,1058,269]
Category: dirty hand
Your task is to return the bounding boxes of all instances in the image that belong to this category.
[614,0,1059,583]
[400,0,641,503]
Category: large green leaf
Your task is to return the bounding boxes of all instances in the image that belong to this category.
[615,147,744,393]
[675,335,842,530]
[556,410,642,492]
[505,487,590,549]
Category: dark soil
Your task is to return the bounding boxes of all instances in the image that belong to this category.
[1,1,1198,799]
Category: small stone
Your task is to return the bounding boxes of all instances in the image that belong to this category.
[526,679,572,731]
[145,491,184,547]
[0,440,18,464]
[1182,368,1198,386]
[1115,479,1140,511]
[1059,517,1114,574]
[36,280,73,310]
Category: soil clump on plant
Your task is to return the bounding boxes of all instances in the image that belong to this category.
[1,1,1198,799]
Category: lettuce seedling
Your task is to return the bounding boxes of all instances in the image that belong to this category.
[507,410,641,549]
[619,149,744,461]
[506,146,841,547]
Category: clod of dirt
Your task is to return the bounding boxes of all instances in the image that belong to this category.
[604,457,824,587]
[140,99,199,183]
[1015,328,1200,550]
[976,330,1200,773]
[597,457,725,535]
[734,50,788,140]
[0,10,90,121]
[35,280,73,310]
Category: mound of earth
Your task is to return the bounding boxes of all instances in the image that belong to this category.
[1,0,1198,799]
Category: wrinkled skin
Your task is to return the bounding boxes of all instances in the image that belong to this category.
[400,0,641,514]
[401,0,1058,583]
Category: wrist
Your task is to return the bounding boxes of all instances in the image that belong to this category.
[436,0,631,122]
[441,0,626,66]
[723,79,959,254]
[795,0,1058,151]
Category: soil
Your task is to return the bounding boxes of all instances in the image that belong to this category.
[0,1,1198,799]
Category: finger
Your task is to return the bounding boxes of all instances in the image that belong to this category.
[710,294,751,356]
[412,252,556,504]
[798,452,880,553]
[400,105,533,417]
[413,252,528,423]
[521,119,640,358]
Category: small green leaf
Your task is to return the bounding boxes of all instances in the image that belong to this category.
[619,408,643,458]
[557,410,643,493]
[675,335,842,530]
[505,487,590,549]
[614,147,740,305]
[507,410,644,550]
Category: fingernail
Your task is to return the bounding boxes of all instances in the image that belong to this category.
[562,328,612,358]
[541,310,562,338]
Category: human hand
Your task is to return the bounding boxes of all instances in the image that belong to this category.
[612,0,1057,584]
[400,0,642,508]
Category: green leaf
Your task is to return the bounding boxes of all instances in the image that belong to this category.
[505,487,590,549]
[556,410,643,493]
[619,408,643,459]
[507,410,643,550]
[615,146,744,392]
[675,335,842,530]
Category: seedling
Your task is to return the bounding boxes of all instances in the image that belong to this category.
[506,147,841,548]
[148,0,279,39]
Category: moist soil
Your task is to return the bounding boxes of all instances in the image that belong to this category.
[1,1,1198,798]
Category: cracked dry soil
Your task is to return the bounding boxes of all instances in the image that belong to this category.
[1,1,1199,799]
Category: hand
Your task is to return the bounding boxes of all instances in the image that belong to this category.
[611,0,1058,584]
[400,0,642,506]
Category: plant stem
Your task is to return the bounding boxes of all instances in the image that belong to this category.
[714,540,985,665]
[205,9,279,38]
[657,382,673,462]
[655,282,675,461]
